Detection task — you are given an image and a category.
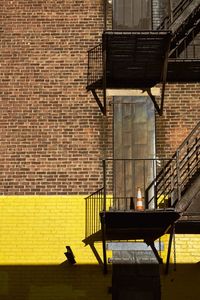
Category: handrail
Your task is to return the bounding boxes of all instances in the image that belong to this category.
[88,43,103,55]
[146,121,200,208]
[176,120,200,152]
[87,43,103,89]
[158,0,193,30]
[85,187,104,238]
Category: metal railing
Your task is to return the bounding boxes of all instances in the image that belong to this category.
[87,43,103,89]
[146,120,200,208]
[158,0,200,58]
[102,158,173,210]
[158,0,193,30]
[85,121,200,238]
[85,188,104,238]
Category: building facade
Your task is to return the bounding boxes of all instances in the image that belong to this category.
[0,0,200,299]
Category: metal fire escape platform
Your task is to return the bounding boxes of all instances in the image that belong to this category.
[87,31,172,115]
[103,31,171,90]
[100,210,180,242]
[98,209,180,273]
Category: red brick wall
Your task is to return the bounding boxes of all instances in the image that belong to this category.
[0,0,113,195]
[156,83,200,158]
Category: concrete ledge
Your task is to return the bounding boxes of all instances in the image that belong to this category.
[107,88,160,97]
[106,242,164,251]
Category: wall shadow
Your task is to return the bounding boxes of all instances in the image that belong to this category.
[161,262,200,300]
[0,263,112,300]
[0,263,199,300]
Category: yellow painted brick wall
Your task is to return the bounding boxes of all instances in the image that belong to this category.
[160,234,200,300]
[0,196,112,300]
[0,195,200,300]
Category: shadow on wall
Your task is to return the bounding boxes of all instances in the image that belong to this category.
[161,263,200,300]
[0,263,199,300]
[0,263,112,300]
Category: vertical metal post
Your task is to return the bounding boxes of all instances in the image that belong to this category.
[165,225,174,275]
[101,212,108,274]
[167,0,173,24]
[154,182,157,209]
[176,150,181,203]
[102,159,108,274]
[186,141,190,176]
[85,199,88,238]
[102,35,107,115]
[104,0,107,31]
[143,159,146,202]
[170,163,175,207]
[103,159,107,211]
[196,137,199,169]
[124,159,126,202]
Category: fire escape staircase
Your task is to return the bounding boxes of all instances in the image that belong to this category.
[83,121,200,273]
[87,0,200,116]
[162,0,200,81]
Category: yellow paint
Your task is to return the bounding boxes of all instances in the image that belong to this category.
[0,195,104,265]
[0,195,112,300]
[0,195,200,300]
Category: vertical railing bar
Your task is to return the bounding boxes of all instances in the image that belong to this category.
[103,159,107,211]
[196,137,199,170]
[113,159,115,210]
[134,159,136,202]
[143,159,146,208]
[153,158,156,209]
[88,198,90,236]
[91,196,93,235]
[85,199,88,238]
[93,195,96,234]
[176,150,181,203]
[124,159,126,204]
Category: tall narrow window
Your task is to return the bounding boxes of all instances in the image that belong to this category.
[113,0,152,30]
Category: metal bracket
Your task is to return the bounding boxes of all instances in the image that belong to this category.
[145,240,163,264]
[89,243,104,266]
[146,89,163,116]
[91,89,106,115]
[146,85,166,117]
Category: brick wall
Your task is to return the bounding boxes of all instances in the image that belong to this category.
[0,0,114,195]
[0,0,199,196]
[156,83,200,159]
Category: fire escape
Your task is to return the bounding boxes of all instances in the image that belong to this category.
[84,0,200,278]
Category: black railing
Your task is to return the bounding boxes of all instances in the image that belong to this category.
[158,0,193,30]
[102,158,174,210]
[87,43,103,89]
[158,0,200,58]
[85,188,104,238]
[146,121,200,208]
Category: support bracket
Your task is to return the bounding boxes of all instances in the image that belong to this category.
[146,89,163,116]
[145,240,163,264]
[89,243,104,266]
[91,89,106,116]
